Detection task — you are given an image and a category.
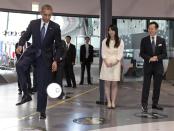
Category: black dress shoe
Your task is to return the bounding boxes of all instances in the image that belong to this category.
[72,86,77,88]
[31,87,37,92]
[40,112,46,119]
[88,83,93,85]
[64,85,72,87]
[152,105,163,110]
[79,82,83,85]
[16,95,32,106]
[28,90,34,95]
[142,105,148,113]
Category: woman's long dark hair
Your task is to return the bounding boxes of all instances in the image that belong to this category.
[106,25,120,48]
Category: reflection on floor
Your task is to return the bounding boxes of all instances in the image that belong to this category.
[91,121,174,131]
[0,81,174,131]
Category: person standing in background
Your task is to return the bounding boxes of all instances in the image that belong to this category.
[140,21,167,113]
[79,36,94,85]
[100,25,124,109]
[15,31,32,95]
[64,36,76,88]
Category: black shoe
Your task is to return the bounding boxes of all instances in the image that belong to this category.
[28,89,34,95]
[142,105,148,113]
[31,87,37,92]
[62,96,71,99]
[16,95,32,106]
[88,83,93,85]
[64,85,72,87]
[79,83,83,85]
[40,112,46,119]
[72,85,77,88]
[152,105,163,110]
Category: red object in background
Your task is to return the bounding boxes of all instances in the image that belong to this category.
[12,52,15,58]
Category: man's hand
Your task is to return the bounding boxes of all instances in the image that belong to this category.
[16,46,22,54]
[149,56,158,63]
[52,61,57,72]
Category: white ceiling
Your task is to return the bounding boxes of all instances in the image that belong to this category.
[0,0,174,18]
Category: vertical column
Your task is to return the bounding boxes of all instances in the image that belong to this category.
[96,0,112,104]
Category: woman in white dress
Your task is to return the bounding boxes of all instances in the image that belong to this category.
[100,25,124,109]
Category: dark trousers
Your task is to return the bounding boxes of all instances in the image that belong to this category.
[16,54,51,113]
[52,62,65,98]
[16,59,31,92]
[64,63,76,87]
[141,66,163,106]
[80,61,91,84]
[32,64,37,91]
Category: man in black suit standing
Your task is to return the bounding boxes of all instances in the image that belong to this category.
[54,39,67,99]
[15,4,61,119]
[79,36,94,85]
[64,36,76,88]
[15,31,32,95]
[140,22,167,113]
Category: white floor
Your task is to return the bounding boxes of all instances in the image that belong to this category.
[91,121,174,131]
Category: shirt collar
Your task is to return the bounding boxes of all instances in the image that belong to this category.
[150,35,157,40]
[41,19,49,29]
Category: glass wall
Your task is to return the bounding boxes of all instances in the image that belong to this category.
[0,10,174,80]
[116,18,174,79]
[0,11,100,70]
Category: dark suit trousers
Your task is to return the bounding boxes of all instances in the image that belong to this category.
[64,63,76,87]
[16,52,51,113]
[16,57,31,92]
[55,62,65,97]
[80,60,91,84]
[35,55,52,112]
[141,63,163,106]
[32,63,37,91]
[16,54,35,96]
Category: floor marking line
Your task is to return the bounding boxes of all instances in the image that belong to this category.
[18,87,98,120]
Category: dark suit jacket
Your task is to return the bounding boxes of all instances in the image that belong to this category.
[18,19,61,67]
[80,44,93,63]
[65,44,76,64]
[140,36,167,74]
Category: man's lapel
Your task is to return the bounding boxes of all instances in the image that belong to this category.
[148,36,153,54]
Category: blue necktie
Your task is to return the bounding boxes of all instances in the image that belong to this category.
[151,37,155,54]
[41,23,45,43]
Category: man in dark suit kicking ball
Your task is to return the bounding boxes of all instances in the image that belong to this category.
[15,4,62,119]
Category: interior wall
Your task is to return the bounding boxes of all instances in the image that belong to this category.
[112,0,174,18]
[0,0,174,18]
[0,0,32,11]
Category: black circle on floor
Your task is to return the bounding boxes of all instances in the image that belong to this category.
[73,117,105,125]
[135,112,168,119]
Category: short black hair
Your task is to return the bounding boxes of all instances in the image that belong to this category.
[41,4,53,11]
[85,36,90,40]
[148,21,159,29]
[66,35,71,39]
